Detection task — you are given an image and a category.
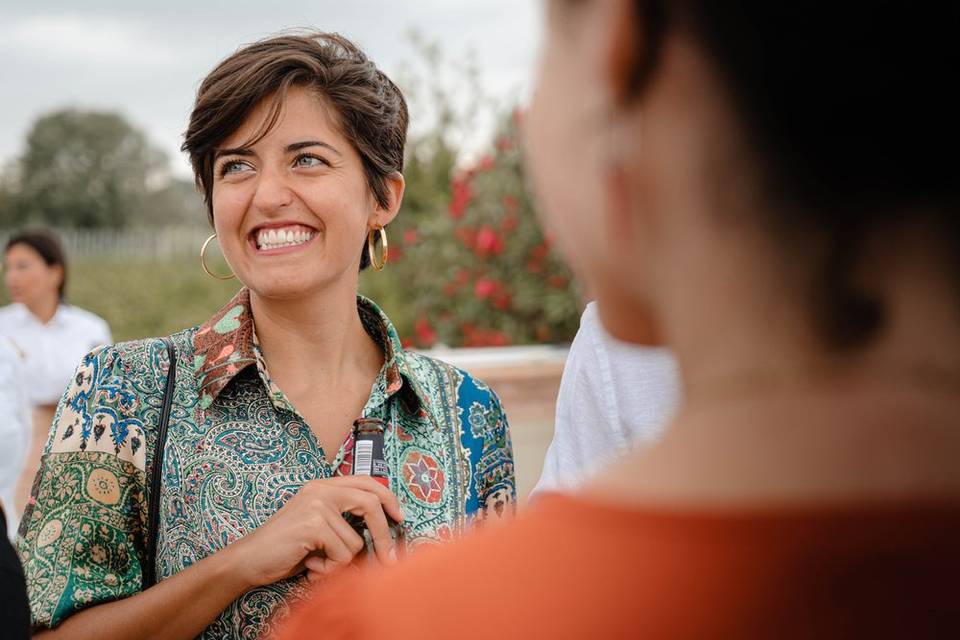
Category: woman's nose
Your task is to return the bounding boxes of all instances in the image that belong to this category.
[252,168,295,215]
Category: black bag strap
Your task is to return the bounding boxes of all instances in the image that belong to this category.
[143,337,176,589]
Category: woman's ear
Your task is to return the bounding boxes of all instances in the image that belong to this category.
[50,264,65,292]
[372,172,405,228]
[602,0,646,106]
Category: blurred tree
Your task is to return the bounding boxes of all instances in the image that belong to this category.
[133,177,208,228]
[9,109,168,228]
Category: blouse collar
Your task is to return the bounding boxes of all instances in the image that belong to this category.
[192,288,426,413]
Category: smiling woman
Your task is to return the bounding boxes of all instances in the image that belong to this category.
[16,32,516,640]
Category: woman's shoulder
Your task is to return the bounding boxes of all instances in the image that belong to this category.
[401,351,504,413]
[58,304,110,329]
[0,303,25,326]
[89,326,198,378]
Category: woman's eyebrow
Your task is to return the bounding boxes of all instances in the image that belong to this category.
[286,140,342,156]
[214,147,255,160]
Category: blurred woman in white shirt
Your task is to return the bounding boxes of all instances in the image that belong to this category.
[0,230,111,514]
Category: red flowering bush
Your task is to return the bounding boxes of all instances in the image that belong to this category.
[357,39,581,348]
[392,110,581,348]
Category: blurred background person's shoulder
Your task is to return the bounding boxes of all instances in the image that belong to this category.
[533,301,679,495]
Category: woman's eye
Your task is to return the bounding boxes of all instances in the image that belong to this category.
[294,154,326,168]
[220,160,251,176]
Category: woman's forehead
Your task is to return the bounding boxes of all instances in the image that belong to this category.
[220,87,347,151]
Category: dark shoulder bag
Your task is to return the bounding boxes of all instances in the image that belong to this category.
[143,337,176,589]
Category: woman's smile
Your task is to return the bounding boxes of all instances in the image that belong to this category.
[248,222,320,255]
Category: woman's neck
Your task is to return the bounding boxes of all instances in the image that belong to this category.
[248,284,383,395]
[587,367,960,508]
[25,296,59,325]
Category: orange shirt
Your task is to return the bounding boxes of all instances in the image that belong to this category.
[276,494,960,639]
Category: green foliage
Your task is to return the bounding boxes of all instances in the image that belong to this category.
[390,111,581,348]
[135,177,208,228]
[0,109,190,229]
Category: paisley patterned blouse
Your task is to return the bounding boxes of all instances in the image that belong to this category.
[16,289,515,637]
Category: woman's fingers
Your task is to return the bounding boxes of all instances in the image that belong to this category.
[344,490,397,566]
[328,476,405,523]
[318,502,366,557]
[308,515,354,567]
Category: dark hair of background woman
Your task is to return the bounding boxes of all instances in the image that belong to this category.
[4,230,68,301]
[626,1,959,350]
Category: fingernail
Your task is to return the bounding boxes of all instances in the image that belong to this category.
[388,547,398,563]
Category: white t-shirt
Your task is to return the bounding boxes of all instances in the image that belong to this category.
[0,336,29,536]
[0,303,112,406]
[533,302,680,495]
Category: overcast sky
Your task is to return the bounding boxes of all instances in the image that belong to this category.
[0,1,543,178]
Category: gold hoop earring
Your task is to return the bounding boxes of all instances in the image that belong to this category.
[200,234,236,280]
[367,226,388,272]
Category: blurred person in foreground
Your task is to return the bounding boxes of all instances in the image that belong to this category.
[532,300,679,494]
[278,2,960,638]
[0,231,111,515]
[16,32,514,639]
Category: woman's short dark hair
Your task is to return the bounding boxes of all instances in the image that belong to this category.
[182,31,408,269]
[630,2,960,350]
[4,229,68,300]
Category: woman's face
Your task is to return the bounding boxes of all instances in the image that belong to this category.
[526,1,607,290]
[528,0,660,343]
[3,243,62,308]
[211,86,399,300]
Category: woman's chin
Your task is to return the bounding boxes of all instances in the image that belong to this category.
[244,270,349,302]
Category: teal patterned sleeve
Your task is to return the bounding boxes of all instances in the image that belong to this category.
[16,345,149,629]
[459,377,516,524]
[475,390,516,521]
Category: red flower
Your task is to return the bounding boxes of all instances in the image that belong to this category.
[448,178,472,219]
[474,278,498,299]
[501,214,518,233]
[414,317,437,347]
[548,275,569,289]
[492,291,512,310]
[455,226,477,249]
[487,330,510,347]
[474,226,504,257]
[495,136,512,152]
[530,243,550,260]
[477,154,495,171]
[403,229,418,245]
[526,258,543,274]
[400,337,414,349]
[502,195,519,214]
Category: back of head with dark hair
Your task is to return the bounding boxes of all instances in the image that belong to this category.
[631,2,960,350]
[182,31,409,269]
[4,230,68,300]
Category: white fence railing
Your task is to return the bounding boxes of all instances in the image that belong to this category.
[0,227,211,260]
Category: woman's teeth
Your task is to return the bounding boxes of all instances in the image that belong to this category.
[256,227,316,251]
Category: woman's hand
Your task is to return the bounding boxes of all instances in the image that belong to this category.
[225,476,404,588]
